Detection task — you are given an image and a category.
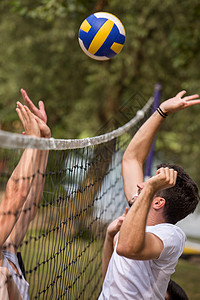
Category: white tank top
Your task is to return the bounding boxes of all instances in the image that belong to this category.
[2,250,29,300]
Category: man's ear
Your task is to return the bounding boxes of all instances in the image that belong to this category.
[152,197,165,210]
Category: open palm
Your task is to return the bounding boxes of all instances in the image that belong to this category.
[21,89,47,124]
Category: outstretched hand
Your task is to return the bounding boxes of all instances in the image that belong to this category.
[16,102,41,137]
[107,207,129,239]
[21,89,47,124]
[16,102,51,138]
[34,114,51,138]
[160,91,200,115]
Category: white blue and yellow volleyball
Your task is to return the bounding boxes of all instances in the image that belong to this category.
[78,12,126,61]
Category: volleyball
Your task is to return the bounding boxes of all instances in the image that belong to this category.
[78,12,126,61]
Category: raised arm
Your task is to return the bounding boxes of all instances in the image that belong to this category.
[0,104,44,248]
[102,208,128,282]
[122,91,200,203]
[5,98,51,251]
[117,167,177,260]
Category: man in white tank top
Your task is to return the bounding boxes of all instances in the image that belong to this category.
[0,90,50,299]
[99,91,200,300]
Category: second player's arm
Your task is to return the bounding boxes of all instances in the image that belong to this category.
[7,149,49,251]
[102,208,128,281]
[6,103,51,251]
[0,147,40,248]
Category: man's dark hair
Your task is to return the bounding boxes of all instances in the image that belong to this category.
[156,163,199,224]
[166,279,189,300]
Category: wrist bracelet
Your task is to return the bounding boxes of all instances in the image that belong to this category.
[156,107,168,118]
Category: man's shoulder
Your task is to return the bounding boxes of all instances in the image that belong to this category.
[147,223,185,237]
[146,223,186,250]
[147,223,186,261]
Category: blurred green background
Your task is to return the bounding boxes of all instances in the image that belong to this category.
[172,257,200,300]
[1,0,200,186]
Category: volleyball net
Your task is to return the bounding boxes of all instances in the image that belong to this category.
[0,94,153,299]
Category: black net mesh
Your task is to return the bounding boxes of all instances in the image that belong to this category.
[0,97,152,299]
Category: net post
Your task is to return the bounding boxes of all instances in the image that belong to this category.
[145,83,162,179]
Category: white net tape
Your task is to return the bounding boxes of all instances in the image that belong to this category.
[0,97,153,150]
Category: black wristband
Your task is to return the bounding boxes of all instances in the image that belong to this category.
[159,106,168,117]
[156,107,168,118]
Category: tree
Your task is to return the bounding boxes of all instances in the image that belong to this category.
[1,0,200,184]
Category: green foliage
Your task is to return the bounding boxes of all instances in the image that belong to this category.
[172,258,200,300]
[1,0,200,184]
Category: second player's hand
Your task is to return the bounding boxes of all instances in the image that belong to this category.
[34,115,51,138]
[21,89,47,124]
[107,207,129,239]
[16,102,41,137]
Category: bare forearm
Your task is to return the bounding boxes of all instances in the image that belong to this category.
[0,149,47,248]
[8,150,49,248]
[124,90,200,162]
[102,233,114,282]
[122,111,164,201]
[117,184,154,256]
[123,111,164,163]
[28,149,49,217]
[4,148,39,209]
